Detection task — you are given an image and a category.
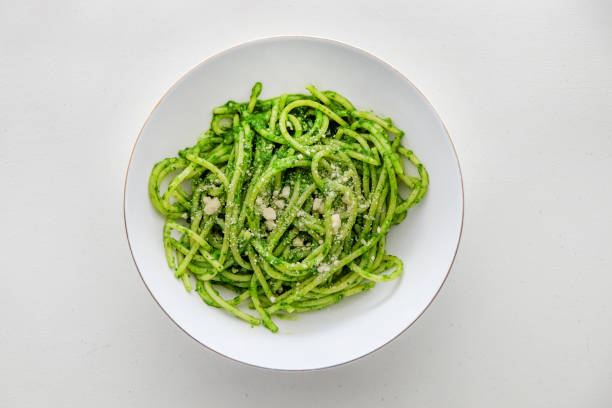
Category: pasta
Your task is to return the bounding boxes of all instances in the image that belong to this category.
[148,83,428,332]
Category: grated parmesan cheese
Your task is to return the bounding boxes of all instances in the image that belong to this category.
[202,196,221,215]
[331,213,341,234]
[262,207,276,221]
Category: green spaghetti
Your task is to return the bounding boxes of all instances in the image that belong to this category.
[149,83,428,332]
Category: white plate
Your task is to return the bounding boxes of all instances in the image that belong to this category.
[124,36,463,370]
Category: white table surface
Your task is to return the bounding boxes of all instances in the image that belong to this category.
[1,1,611,406]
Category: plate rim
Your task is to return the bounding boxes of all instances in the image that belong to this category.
[123,34,464,371]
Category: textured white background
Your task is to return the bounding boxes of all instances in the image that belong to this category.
[1,1,611,406]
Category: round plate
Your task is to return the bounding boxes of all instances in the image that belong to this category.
[124,36,463,370]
